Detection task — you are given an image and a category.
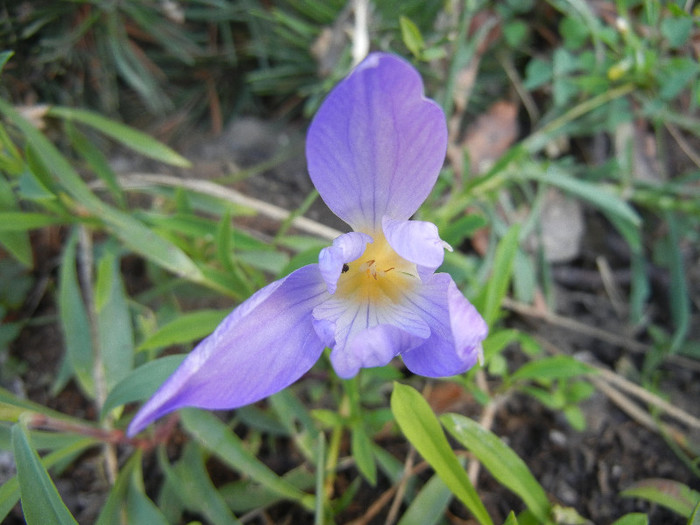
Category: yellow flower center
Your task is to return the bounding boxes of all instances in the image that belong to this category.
[335,233,418,304]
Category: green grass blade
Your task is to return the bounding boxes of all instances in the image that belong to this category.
[390,382,493,525]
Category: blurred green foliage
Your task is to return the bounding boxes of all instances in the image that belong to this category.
[0,0,699,524]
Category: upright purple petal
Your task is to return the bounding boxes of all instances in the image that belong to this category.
[127,265,329,436]
[306,53,448,231]
[401,273,487,377]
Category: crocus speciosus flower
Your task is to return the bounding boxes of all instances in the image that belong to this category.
[127,53,487,436]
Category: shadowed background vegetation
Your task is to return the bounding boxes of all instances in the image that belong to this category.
[0,1,699,524]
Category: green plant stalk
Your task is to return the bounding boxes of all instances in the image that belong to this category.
[323,393,350,499]
[314,432,326,525]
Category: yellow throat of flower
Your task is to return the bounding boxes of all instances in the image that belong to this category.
[335,233,418,304]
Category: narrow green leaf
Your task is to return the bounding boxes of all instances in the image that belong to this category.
[524,167,641,227]
[47,106,190,167]
[400,16,424,58]
[441,413,551,522]
[0,177,32,266]
[397,471,455,525]
[0,51,13,74]
[621,478,700,518]
[57,228,95,397]
[665,212,690,353]
[65,122,125,208]
[0,212,68,231]
[102,355,185,418]
[0,436,95,523]
[96,246,134,391]
[511,355,594,383]
[11,424,79,525]
[503,511,519,525]
[611,513,648,525]
[390,383,493,525]
[159,442,240,524]
[180,408,314,509]
[351,426,377,485]
[689,502,700,525]
[138,309,229,351]
[477,225,520,327]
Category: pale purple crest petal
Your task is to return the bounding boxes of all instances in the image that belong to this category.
[382,216,447,277]
[318,231,372,294]
[331,324,424,379]
[127,265,329,436]
[306,52,448,231]
[401,273,487,377]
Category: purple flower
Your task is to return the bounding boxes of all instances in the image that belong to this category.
[127,53,487,437]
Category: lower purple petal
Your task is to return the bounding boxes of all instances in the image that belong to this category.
[401,273,487,377]
[331,324,423,379]
[127,265,329,436]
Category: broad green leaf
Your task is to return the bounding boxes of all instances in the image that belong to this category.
[47,106,190,167]
[0,435,95,523]
[441,413,551,523]
[621,478,700,518]
[101,354,185,418]
[476,225,520,327]
[96,246,134,391]
[511,355,594,383]
[611,513,648,525]
[397,471,455,525]
[390,383,493,525]
[57,228,95,397]
[11,424,79,525]
[138,309,229,351]
[180,408,314,509]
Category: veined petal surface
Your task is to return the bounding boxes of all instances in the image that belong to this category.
[401,273,487,377]
[306,53,448,231]
[313,293,430,378]
[127,265,329,436]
